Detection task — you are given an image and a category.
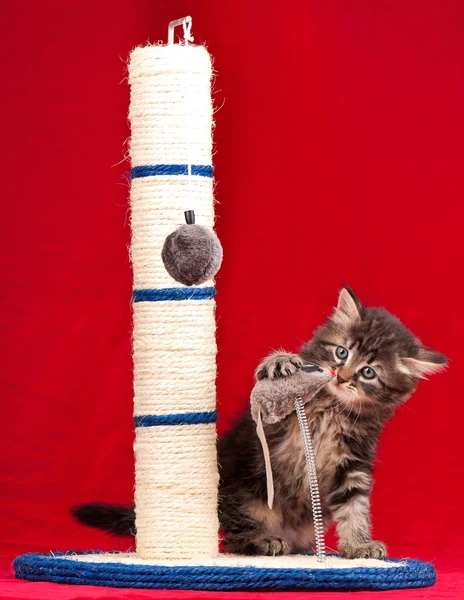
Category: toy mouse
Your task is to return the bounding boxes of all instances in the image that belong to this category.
[250,363,335,559]
[250,363,334,509]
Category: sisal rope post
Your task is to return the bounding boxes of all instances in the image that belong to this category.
[128,40,219,560]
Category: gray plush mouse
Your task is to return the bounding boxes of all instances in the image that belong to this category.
[161,210,223,286]
[250,363,335,509]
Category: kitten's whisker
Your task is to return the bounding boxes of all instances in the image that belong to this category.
[332,400,349,422]
[335,395,355,427]
[334,406,348,422]
[333,396,350,413]
[339,406,354,427]
[331,401,345,418]
[349,397,362,434]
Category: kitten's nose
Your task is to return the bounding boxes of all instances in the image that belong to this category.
[336,373,347,384]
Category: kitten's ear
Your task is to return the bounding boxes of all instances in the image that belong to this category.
[331,287,363,327]
[400,348,448,380]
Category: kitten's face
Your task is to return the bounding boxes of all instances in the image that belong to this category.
[301,288,447,411]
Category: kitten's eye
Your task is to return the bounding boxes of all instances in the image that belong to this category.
[335,346,349,360]
[361,366,376,380]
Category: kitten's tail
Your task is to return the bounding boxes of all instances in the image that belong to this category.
[72,503,135,536]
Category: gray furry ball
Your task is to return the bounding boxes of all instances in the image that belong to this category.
[161,224,223,286]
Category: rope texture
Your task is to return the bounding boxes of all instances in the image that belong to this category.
[129,43,219,560]
[135,424,219,559]
[134,411,217,427]
[14,554,437,591]
[131,165,214,178]
[133,287,216,302]
[132,301,217,416]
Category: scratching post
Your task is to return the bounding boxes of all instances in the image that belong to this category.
[14,18,437,592]
[129,40,219,560]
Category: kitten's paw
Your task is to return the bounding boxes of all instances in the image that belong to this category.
[340,540,387,560]
[255,352,303,380]
[254,536,291,556]
[223,535,290,556]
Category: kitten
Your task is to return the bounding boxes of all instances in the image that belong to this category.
[74,287,447,559]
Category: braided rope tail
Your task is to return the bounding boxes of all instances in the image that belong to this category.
[294,396,326,563]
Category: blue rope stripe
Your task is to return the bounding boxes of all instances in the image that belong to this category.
[14,554,437,591]
[133,287,216,302]
[134,411,217,428]
[131,165,214,179]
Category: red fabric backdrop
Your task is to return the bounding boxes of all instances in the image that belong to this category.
[1,1,463,598]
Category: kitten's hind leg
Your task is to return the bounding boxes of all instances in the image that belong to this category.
[224,532,290,556]
[221,501,290,556]
[249,536,291,556]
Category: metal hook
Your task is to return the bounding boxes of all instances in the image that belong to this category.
[168,16,193,45]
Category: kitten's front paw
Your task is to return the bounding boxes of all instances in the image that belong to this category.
[254,536,291,556]
[340,540,387,560]
[255,352,303,380]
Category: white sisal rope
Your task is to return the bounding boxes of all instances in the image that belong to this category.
[128,41,219,559]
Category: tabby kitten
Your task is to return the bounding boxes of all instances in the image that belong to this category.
[218,287,447,558]
[74,288,447,559]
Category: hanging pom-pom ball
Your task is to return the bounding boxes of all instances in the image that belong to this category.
[161,210,223,286]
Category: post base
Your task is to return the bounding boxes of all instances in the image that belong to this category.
[14,551,435,591]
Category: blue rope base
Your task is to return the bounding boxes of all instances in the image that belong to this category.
[14,553,436,591]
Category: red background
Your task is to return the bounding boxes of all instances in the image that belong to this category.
[1,1,463,598]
